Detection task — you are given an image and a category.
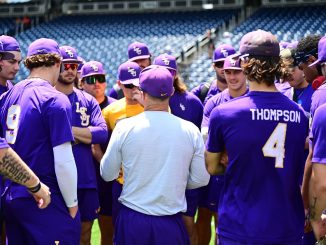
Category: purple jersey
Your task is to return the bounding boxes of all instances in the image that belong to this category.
[0,81,13,96]
[277,82,314,114]
[169,91,203,129]
[0,78,74,197]
[207,91,308,244]
[311,103,326,163]
[191,80,222,106]
[310,83,326,118]
[68,88,108,189]
[108,85,123,100]
[202,89,248,128]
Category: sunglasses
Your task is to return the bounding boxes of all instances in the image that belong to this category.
[124,83,137,89]
[293,48,317,66]
[63,63,79,71]
[84,75,106,84]
[214,61,224,68]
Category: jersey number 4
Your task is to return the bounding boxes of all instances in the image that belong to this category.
[6,105,21,144]
[262,123,287,168]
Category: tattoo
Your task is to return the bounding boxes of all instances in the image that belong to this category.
[309,197,317,220]
[0,152,31,185]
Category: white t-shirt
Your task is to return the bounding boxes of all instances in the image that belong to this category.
[101,111,209,216]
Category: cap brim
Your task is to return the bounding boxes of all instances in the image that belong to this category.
[0,51,15,60]
[129,55,150,62]
[309,59,320,67]
[224,67,242,71]
[120,78,139,86]
[81,72,106,79]
[63,59,82,64]
[212,57,227,63]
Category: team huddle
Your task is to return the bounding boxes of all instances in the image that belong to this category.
[0,29,325,245]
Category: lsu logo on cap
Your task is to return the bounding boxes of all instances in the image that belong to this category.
[133,47,142,55]
[65,48,74,58]
[162,57,170,65]
[221,48,229,58]
[230,58,236,66]
[90,64,98,72]
[128,67,137,77]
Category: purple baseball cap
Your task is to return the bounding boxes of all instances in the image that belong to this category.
[81,61,105,79]
[118,61,141,85]
[153,54,177,71]
[59,45,81,63]
[223,54,242,70]
[212,44,236,63]
[128,42,151,62]
[0,35,20,52]
[27,38,61,57]
[139,65,174,99]
[77,56,86,72]
[239,30,280,57]
[309,36,326,67]
[0,35,20,60]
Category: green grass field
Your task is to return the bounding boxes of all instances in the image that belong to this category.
[91,218,216,244]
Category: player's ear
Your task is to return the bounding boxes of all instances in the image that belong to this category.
[117,80,123,88]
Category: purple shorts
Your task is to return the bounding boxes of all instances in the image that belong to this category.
[112,180,123,226]
[78,188,100,221]
[5,193,81,245]
[183,189,199,217]
[98,180,113,216]
[114,205,190,245]
[198,175,224,212]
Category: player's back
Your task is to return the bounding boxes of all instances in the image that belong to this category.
[0,78,73,196]
[209,91,308,244]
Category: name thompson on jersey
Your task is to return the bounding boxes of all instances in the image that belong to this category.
[250,108,302,123]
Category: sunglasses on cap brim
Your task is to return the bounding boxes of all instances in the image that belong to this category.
[84,75,106,84]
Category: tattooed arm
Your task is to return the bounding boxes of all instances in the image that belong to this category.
[0,147,51,209]
[309,163,326,240]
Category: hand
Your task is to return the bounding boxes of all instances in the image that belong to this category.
[311,218,326,240]
[304,209,313,233]
[220,150,228,167]
[31,182,51,209]
[91,144,103,163]
[68,205,78,219]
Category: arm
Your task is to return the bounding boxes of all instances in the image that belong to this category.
[187,131,210,189]
[72,126,92,144]
[53,142,78,218]
[205,151,225,175]
[92,144,104,163]
[0,147,51,209]
[100,126,123,182]
[309,163,326,240]
[302,147,313,210]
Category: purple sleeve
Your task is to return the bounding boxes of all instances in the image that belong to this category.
[0,138,9,149]
[206,107,224,153]
[312,105,326,164]
[46,95,74,147]
[108,87,118,99]
[89,97,108,144]
[201,96,216,128]
[190,84,202,98]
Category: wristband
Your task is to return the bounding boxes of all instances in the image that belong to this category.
[28,182,41,193]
